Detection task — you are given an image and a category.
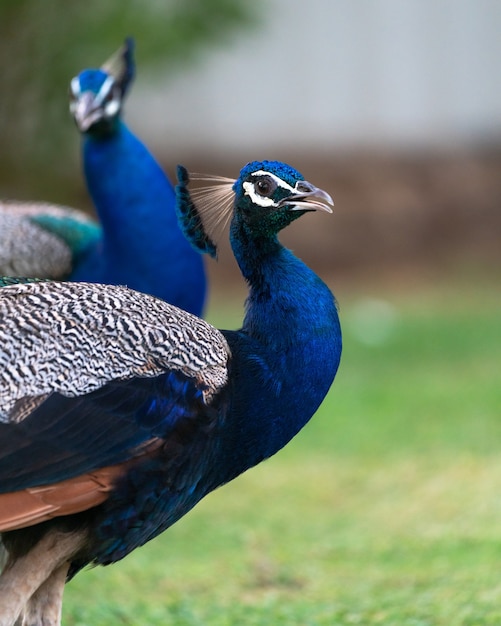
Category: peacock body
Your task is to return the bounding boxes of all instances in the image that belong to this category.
[0,160,341,625]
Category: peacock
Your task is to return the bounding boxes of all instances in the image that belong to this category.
[69,38,207,316]
[0,160,342,625]
[0,38,206,316]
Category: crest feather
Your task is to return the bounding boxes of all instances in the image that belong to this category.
[175,167,236,258]
[101,37,135,97]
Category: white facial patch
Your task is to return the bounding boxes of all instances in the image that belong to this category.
[69,77,81,116]
[70,76,81,98]
[242,182,277,207]
[243,170,298,208]
[104,99,120,118]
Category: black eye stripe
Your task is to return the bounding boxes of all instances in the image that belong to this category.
[103,88,116,103]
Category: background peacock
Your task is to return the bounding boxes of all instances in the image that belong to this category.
[0,38,207,316]
[0,160,341,625]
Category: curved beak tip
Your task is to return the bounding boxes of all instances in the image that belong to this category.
[287,182,334,213]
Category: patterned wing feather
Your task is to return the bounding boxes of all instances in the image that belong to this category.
[0,281,229,502]
[0,281,229,423]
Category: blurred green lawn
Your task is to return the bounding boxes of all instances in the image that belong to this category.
[63,278,501,625]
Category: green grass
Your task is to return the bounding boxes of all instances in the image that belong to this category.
[63,279,501,625]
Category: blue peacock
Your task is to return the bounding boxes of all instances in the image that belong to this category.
[0,39,206,316]
[0,160,342,625]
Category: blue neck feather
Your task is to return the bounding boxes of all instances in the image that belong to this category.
[217,218,342,479]
[71,121,206,316]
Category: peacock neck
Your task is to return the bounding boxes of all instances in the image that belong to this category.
[219,218,342,478]
[230,218,282,295]
[78,121,206,314]
[230,217,336,347]
[83,121,178,251]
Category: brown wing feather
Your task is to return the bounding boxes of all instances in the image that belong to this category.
[0,440,163,532]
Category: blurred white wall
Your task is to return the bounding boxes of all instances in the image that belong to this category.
[129,0,501,154]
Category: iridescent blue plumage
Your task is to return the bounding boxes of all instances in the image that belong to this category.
[69,39,206,315]
[0,160,341,623]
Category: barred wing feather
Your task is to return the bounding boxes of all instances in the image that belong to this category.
[0,281,229,497]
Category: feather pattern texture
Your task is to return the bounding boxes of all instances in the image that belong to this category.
[0,281,228,422]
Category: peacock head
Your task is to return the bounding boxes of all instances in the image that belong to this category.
[232,160,333,236]
[175,161,333,258]
[69,38,135,135]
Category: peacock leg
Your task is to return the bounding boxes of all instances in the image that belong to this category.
[0,530,84,626]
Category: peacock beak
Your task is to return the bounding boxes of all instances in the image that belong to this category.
[70,92,103,133]
[280,181,334,213]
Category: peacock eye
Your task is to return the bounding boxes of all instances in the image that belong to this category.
[255,176,277,197]
[103,88,115,104]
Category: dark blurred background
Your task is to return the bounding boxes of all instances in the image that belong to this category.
[1,0,500,294]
